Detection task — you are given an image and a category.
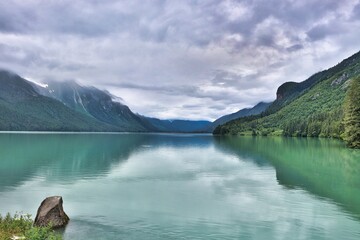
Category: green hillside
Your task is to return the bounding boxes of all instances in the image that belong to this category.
[209,101,271,131]
[343,76,360,148]
[214,51,360,148]
[0,71,116,131]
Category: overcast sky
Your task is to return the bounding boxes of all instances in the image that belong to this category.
[0,0,360,120]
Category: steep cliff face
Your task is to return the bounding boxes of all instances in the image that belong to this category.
[214,50,360,140]
[266,51,360,115]
[276,82,298,100]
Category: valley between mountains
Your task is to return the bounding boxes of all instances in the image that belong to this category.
[0,50,359,147]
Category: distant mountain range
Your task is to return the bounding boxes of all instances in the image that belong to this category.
[2,50,358,138]
[31,80,155,132]
[0,70,218,132]
[145,117,212,133]
[207,102,271,131]
[0,68,275,133]
[214,50,360,148]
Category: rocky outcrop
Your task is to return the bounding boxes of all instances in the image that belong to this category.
[331,73,349,86]
[34,196,69,228]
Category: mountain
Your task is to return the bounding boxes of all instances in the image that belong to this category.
[31,80,156,132]
[32,80,213,133]
[265,52,360,115]
[0,70,212,133]
[144,117,212,133]
[0,70,115,131]
[214,51,360,145]
[209,102,271,131]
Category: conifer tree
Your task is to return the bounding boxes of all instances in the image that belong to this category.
[343,76,360,148]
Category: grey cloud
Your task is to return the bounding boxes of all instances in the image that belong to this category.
[0,2,35,33]
[221,0,341,46]
[248,0,341,28]
[211,68,283,92]
[0,43,91,72]
[306,23,346,41]
[183,103,226,111]
[286,44,304,52]
[0,0,359,120]
[352,3,360,19]
[181,104,202,109]
[113,83,197,96]
[110,80,267,107]
[211,70,252,89]
[208,105,228,111]
[0,43,40,66]
[0,0,348,49]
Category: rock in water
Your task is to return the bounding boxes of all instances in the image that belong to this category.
[34,196,69,228]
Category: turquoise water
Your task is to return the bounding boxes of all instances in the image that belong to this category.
[0,133,359,239]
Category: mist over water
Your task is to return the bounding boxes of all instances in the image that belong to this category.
[0,133,359,240]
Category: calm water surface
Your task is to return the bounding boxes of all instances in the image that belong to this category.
[0,133,359,240]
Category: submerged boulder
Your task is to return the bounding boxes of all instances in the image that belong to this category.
[34,196,69,228]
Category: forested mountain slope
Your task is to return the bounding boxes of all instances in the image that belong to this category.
[144,117,212,133]
[0,71,115,131]
[214,51,360,148]
[208,102,271,131]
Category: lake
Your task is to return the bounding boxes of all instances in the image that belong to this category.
[0,133,359,239]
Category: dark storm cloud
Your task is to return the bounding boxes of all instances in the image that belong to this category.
[0,0,359,120]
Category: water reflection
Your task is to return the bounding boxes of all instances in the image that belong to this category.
[0,133,360,239]
[0,133,148,189]
[214,136,360,218]
[0,133,212,189]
